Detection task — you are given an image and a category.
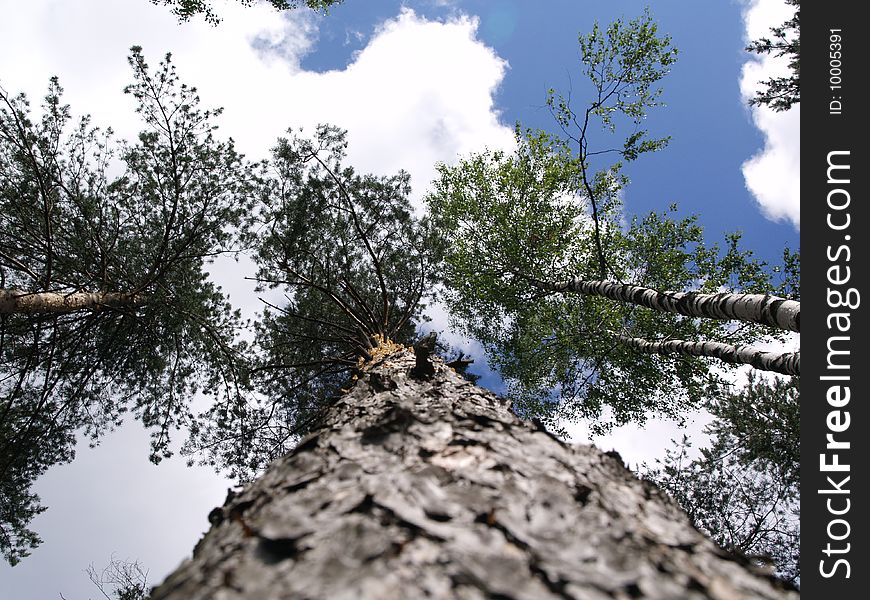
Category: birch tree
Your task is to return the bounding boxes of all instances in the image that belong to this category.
[426,12,800,433]
[0,49,255,564]
[611,335,797,376]
[537,279,799,333]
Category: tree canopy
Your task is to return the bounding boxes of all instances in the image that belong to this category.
[185,124,444,480]
[0,48,255,564]
[1,8,801,584]
[426,11,797,434]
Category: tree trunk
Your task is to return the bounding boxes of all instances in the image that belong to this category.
[615,334,800,376]
[0,289,144,314]
[539,279,800,333]
[150,349,797,599]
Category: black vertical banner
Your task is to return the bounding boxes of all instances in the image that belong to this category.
[802,1,868,595]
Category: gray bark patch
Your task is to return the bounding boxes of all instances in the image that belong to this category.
[151,350,798,600]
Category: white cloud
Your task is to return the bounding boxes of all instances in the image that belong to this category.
[0,3,513,597]
[277,7,515,202]
[739,0,800,228]
[1,3,513,203]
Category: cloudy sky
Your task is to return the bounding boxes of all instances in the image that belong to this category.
[0,0,798,597]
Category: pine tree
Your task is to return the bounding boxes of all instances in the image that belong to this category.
[644,374,800,583]
[150,347,798,599]
[745,0,800,112]
[181,124,445,481]
[0,49,255,565]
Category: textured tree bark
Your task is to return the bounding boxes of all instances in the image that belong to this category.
[0,289,144,314]
[150,349,798,599]
[615,334,800,376]
[539,279,800,333]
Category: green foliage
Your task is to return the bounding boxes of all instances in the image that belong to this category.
[185,125,444,480]
[0,49,254,564]
[551,8,677,141]
[429,129,589,312]
[773,247,800,301]
[150,0,344,25]
[746,0,800,112]
[428,126,784,434]
[644,374,800,584]
[427,11,794,434]
[546,9,676,278]
[0,464,45,566]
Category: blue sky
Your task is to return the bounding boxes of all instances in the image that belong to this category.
[0,1,798,597]
[302,0,798,254]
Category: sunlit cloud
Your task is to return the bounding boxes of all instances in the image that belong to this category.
[739,0,800,228]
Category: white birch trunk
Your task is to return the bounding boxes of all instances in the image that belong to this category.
[615,334,800,376]
[0,289,144,314]
[541,279,800,333]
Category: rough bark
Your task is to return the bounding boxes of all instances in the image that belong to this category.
[615,335,800,376]
[539,279,800,333]
[0,289,144,314]
[151,350,798,599]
